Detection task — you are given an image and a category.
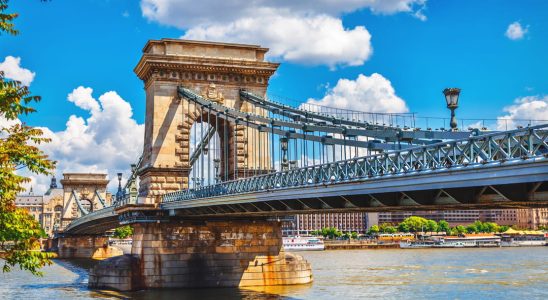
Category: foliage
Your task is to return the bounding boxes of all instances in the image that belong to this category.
[0,208,52,275]
[0,0,18,36]
[437,220,450,233]
[398,222,410,233]
[113,225,134,239]
[367,225,379,235]
[313,227,343,239]
[399,216,428,232]
[454,225,466,234]
[0,0,55,276]
[425,220,438,232]
[379,223,397,234]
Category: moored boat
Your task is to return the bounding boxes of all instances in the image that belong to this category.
[500,229,546,247]
[283,236,325,251]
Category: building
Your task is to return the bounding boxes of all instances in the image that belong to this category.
[516,208,548,229]
[280,207,548,236]
[15,173,112,236]
[372,208,547,229]
[283,212,369,235]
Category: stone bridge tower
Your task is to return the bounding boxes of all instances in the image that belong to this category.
[134,39,279,203]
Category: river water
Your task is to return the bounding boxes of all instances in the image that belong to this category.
[1,247,547,299]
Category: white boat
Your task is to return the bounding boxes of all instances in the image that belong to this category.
[400,235,501,249]
[399,240,436,249]
[283,236,324,251]
[501,237,546,247]
[500,229,547,247]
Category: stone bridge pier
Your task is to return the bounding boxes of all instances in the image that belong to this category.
[56,235,123,259]
[89,219,312,291]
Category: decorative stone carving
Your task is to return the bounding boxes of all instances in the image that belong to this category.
[201,83,224,104]
[80,188,90,199]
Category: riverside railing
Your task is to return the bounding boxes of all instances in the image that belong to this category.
[163,124,548,203]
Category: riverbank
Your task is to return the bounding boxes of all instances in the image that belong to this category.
[324,241,399,250]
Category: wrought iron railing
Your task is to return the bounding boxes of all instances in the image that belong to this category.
[63,206,116,232]
[163,125,548,203]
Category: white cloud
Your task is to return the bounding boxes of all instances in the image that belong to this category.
[306,73,408,113]
[0,56,36,86]
[67,86,101,113]
[184,15,372,68]
[140,0,427,67]
[505,21,528,40]
[497,95,548,130]
[141,0,427,27]
[19,87,144,194]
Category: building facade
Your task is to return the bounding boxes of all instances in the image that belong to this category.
[282,212,369,235]
[374,208,547,229]
[279,208,548,236]
[15,173,112,236]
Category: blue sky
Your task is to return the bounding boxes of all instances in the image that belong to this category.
[1,0,547,192]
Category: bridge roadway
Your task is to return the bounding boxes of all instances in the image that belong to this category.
[63,125,548,235]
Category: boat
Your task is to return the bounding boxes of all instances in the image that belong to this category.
[433,235,501,248]
[283,236,325,251]
[399,240,436,248]
[400,234,501,249]
[500,229,546,247]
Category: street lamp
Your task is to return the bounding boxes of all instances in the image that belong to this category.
[213,158,221,183]
[280,137,289,171]
[116,172,123,203]
[443,88,461,130]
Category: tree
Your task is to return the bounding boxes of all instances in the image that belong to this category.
[483,222,499,233]
[368,225,380,235]
[113,226,133,239]
[384,226,397,234]
[379,223,391,233]
[319,227,342,239]
[426,220,438,233]
[400,216,428,232]
[437,220,450,233]
[351,232,358,239]
[1,0,56,276]
[398,222,410,233]
[455,225,466,234]
[0,208,50,275]
[465,224,478,234]
[498,225,510,233]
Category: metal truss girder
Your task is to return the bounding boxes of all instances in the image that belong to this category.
[179,86,413,150]
[369,192,402,206]
[491,183,529,202]
[402,190,439,206]
[241,89,482,141]
[317,196,345,209]
[189,126,217,167]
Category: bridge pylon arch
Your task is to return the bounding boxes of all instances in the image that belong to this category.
[134,39,279,203]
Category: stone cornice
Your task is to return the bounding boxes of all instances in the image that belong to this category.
[134,54,279,87]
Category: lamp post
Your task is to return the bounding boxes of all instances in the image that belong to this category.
[213,158,221,183]
[280,137,289,171]
[192,177,201,189]
[116,172,123,203]
[443,88,461,131]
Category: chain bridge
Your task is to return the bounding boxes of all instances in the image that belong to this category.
[57,39,548,291]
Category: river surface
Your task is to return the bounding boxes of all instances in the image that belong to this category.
[1,247,547,299]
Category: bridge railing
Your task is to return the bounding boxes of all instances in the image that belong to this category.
[163,124,548,203]
[63,206,116,232]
